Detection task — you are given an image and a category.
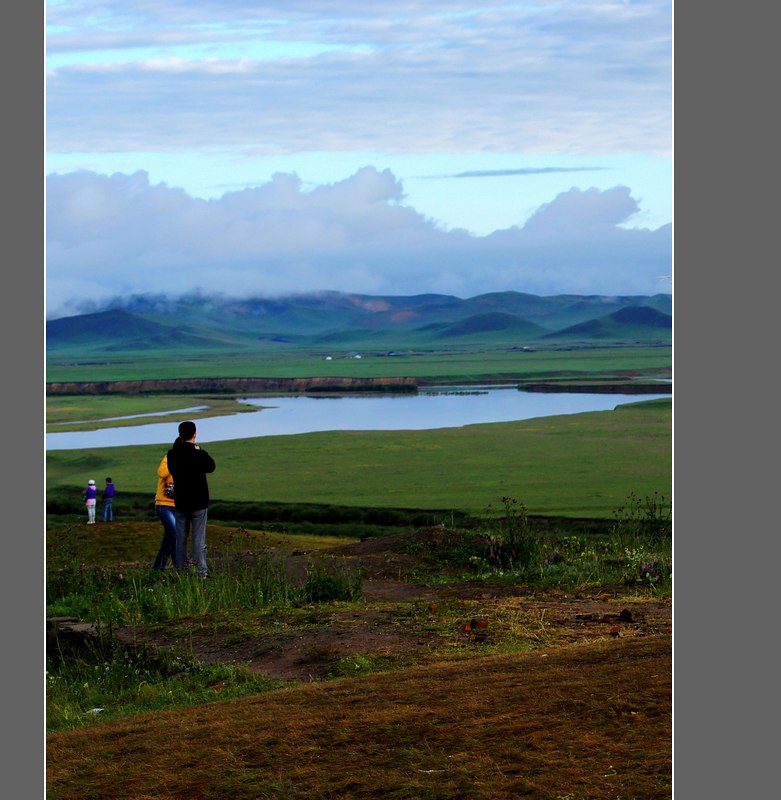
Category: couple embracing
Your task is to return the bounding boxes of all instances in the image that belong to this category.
[153,420,216,578]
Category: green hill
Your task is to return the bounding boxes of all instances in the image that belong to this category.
[543,306,672,341]
[429,311,547,340]
[46,309,175,348]
[47,308,256,354]
[46,309,180,350]
[46,291,673,354]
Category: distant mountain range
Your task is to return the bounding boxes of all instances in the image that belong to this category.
[46,291,672,353]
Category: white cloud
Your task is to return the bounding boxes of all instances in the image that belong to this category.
[45,168,671,318]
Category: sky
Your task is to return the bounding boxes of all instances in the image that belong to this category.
[45,1,673,319]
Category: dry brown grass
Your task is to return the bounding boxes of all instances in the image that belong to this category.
[47,634,671,800]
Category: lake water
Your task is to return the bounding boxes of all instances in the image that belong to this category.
[46,386,668,451]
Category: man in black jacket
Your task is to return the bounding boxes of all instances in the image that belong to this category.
[167,420,216,578]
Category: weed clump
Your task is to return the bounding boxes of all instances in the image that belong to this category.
[610,491,671,544]
[483,496,541,571]
[302,559,363,603]
[412,493,672,595]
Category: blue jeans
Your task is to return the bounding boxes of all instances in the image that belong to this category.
[153,505,177,570]
[175,508,209,578]
[103,499,113,521]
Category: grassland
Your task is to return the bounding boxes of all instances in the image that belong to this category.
[47,399,670,519]
[46,343,671,383]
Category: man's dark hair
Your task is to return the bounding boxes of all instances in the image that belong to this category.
[178,420,197,440]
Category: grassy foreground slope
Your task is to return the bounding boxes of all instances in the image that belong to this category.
[46,399,671,518]
[47,635,671,800]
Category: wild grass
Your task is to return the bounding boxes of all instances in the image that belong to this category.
[302,559,364,603]
[46,633,286,733]
[405,493,672,596]
[47,492,671,630]
[389,596,561,656]
[46,546,364,732]
[46,635,671,800]
[47,546,362,627]
[46,490,670,743]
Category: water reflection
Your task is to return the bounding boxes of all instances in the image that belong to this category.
[45,387,667,451]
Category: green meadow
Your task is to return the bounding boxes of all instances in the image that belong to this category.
[46,398,670,519]
[46,344,671,384]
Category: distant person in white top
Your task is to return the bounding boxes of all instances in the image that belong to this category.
[82,479,98,524]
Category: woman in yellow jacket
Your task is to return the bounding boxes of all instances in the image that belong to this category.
[152,454,177,570]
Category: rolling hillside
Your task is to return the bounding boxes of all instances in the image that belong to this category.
[541,306,672,341]
[426,311,547,340]
[47,308,256,353]
[46,309,173,346]
[46,290,672,353]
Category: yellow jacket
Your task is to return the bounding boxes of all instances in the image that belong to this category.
[155,455,175,507]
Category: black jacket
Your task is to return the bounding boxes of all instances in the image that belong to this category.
[166,438,216,513]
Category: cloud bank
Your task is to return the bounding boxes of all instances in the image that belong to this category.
[46,1,672,157]
[45,168,671,318]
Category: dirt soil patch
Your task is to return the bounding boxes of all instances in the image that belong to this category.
[102,530,671,683]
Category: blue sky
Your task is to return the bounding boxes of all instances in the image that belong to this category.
[45,1,672,318]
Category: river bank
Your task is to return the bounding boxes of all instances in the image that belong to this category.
[46,376,419,395]
[46,374,670,396]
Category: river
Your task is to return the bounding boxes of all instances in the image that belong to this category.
[45,385,669,451]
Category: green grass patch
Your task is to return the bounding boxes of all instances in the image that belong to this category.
[47,549,363,627]
[46,632,287,733]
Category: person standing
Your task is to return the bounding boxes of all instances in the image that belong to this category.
[166,421,216,578]
[102,477,116,522]
[152,455,177,570]
[82,479,97,524]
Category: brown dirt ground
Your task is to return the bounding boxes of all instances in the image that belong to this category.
[99,530,672,683]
